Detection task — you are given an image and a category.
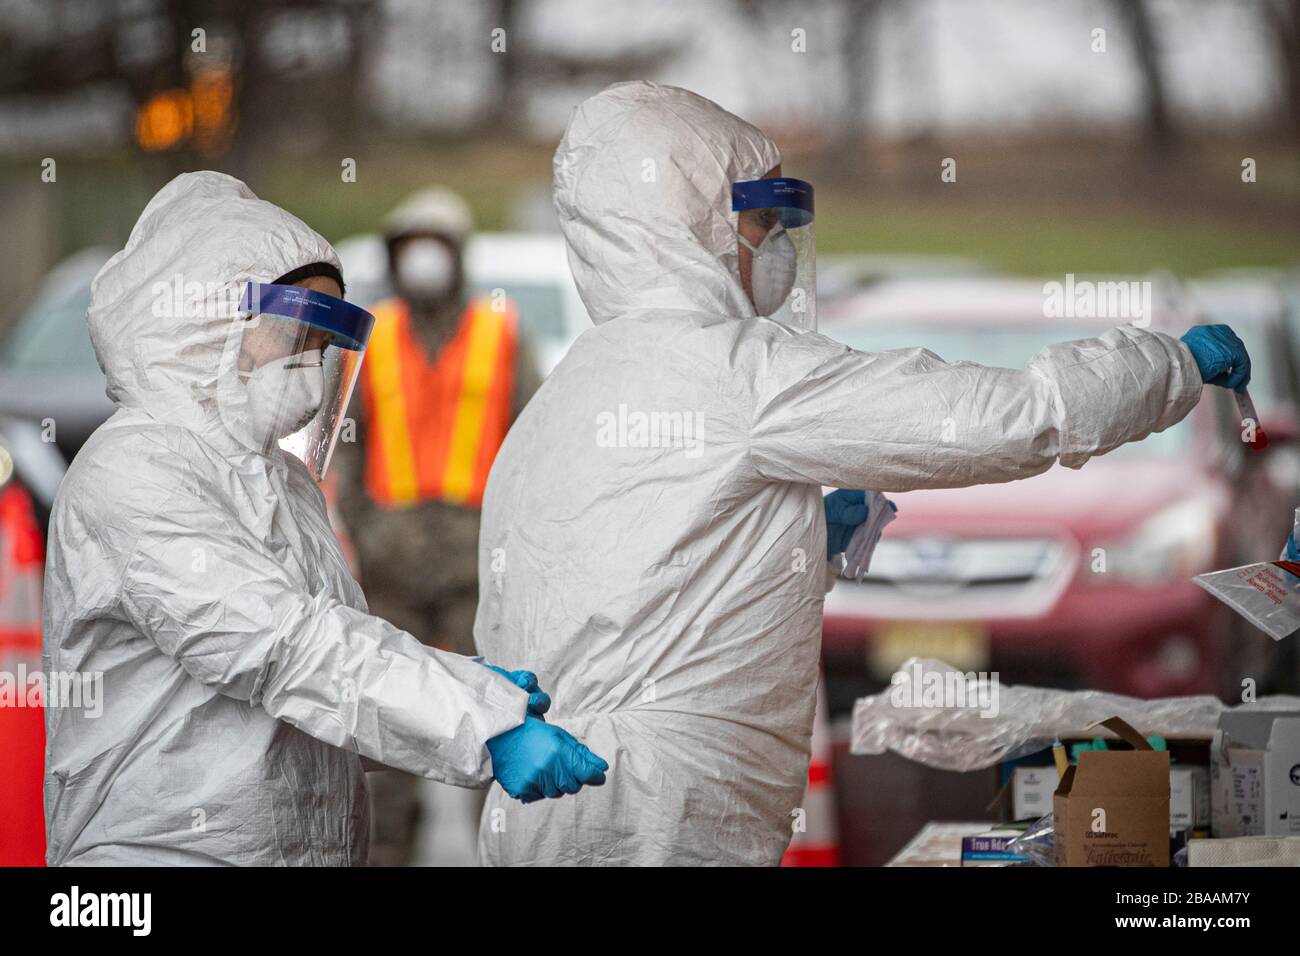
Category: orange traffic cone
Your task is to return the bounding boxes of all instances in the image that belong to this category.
[781,675,840,866]
[0,480,47,866]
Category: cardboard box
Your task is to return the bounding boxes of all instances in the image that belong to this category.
[1265,718,1300,836]
[1211,727,1254,837]
[1211,711,1300,837]
[1012,766,1060,821]
[1193,765,1211,829]
[1053,716,1170,867]
[1014,761,1205,828]
[1169,766,1209,830]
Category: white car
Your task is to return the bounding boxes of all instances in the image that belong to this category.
[335,231,591,376]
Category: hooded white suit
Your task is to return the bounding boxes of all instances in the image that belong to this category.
[473,82,1203,866]
[43,172,529,866]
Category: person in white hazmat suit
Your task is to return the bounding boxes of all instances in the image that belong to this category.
[473,81,1250,866]
[42,172,606,866]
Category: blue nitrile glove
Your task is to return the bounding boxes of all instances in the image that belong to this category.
[486,717,609,804]
[478,661,551,718]
[1180,325,1251,391]
[824,489,869,559]
[1286,532,1300,561]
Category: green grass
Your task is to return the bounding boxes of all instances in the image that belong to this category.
[250,140,554,242]
[816,199,1300,275]
[6,139,1299,280]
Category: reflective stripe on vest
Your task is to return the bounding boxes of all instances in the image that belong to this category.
[362,296,517,508]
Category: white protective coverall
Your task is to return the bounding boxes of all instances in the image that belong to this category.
[473,81,1204,866]
[43,172,529,866]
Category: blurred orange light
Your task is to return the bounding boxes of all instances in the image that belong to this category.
[190,68,237,156]
[135,89,193,152]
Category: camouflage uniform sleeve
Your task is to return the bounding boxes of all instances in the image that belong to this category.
[511,328,544,421]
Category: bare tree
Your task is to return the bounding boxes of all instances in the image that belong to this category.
[476,0,679,133]
[1261,0,1300,143]
[735,0,890,178]
[830,0,887,177]
[1112,0,1176,152]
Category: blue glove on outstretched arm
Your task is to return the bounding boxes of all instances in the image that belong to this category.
[1180,325,1251,392]
[487,717,609,804]
[824,489,869,559]
[478,661,551,717]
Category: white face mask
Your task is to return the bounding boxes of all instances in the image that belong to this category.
[244,348,325,445]
[396,240,456,301]
[739,223,798,317]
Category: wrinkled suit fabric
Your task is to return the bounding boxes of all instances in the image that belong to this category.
[474,82,1203,866]
[43,172,528,866]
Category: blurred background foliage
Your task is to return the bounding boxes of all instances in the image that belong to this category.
[1,0,1298,305]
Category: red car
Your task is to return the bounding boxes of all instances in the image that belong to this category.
[818,277,1300,715]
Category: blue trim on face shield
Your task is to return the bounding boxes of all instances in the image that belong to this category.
[731,177,815,228]
[239,282,375,351]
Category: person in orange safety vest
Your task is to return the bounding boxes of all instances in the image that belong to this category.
[333,186,541,866]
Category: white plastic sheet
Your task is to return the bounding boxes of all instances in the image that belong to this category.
[1194,562,1300,640]
[850,657,1300,771]
[841,490,897,580]
[1192,506,1300,641]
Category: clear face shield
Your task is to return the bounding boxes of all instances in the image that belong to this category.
[220,282,375,481]
[732,176,816,331]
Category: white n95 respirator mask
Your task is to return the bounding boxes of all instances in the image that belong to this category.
[739,224,798,318]
[396,240,456,300]
[244,348,325,443]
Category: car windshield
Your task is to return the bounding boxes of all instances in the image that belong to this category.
[825,321,1195,458]
[469,278,565,344]
[3,281,100,373]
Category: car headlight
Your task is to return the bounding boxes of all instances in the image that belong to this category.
[1088,497,1218,586]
